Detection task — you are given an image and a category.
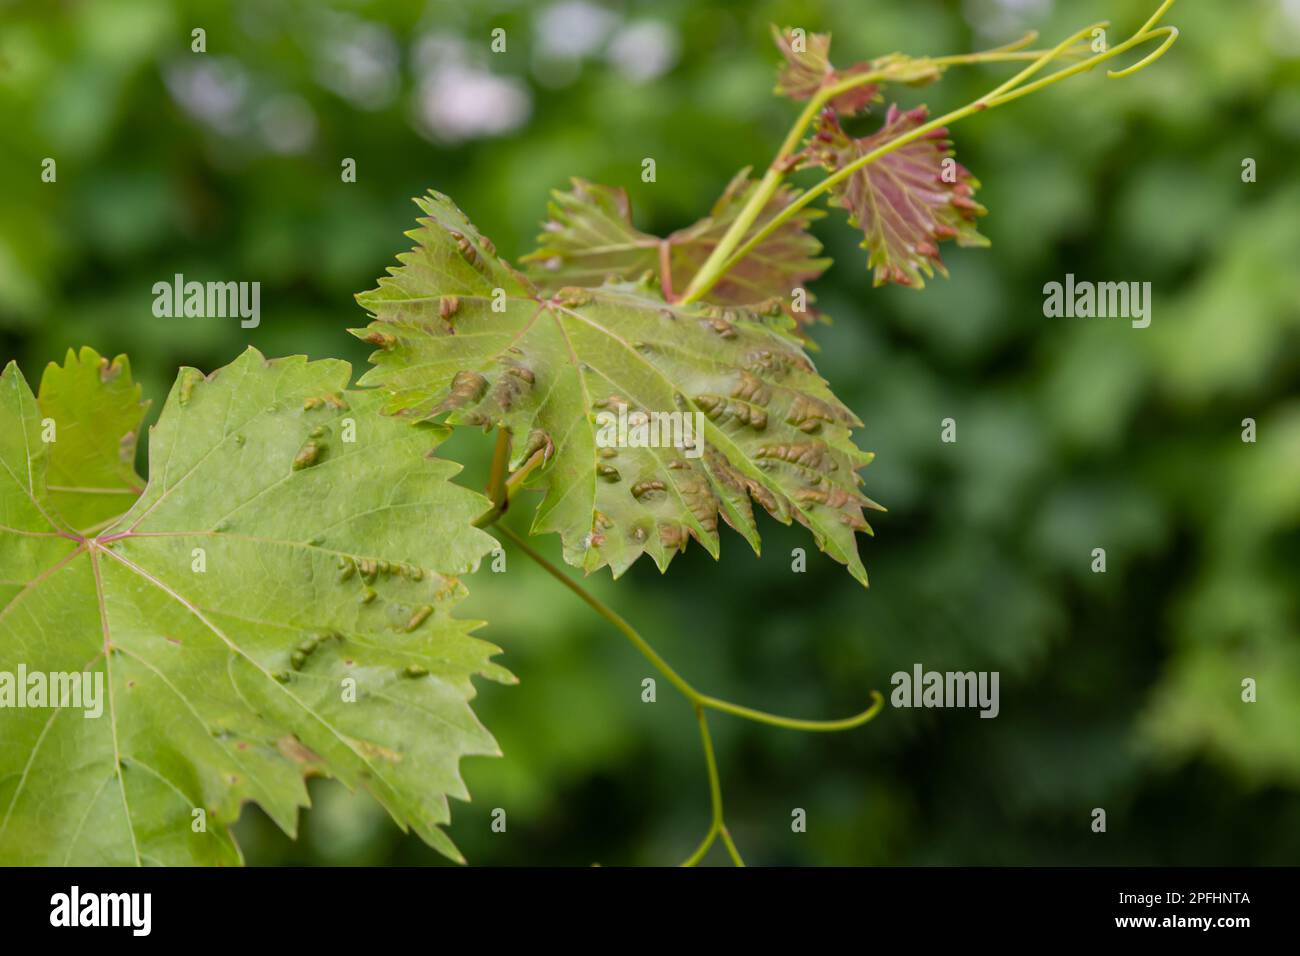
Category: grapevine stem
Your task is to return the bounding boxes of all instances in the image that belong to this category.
[492,521,882,865]
[494,523,879,731]
[474,429,513,528]
[504,446,547,497]
[680,820,718,867]
[692,705,739,866]
[719,823,746,867]
[486,428,510,508]
[678,0,1179,305]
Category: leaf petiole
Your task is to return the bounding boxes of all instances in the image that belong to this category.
[474,428,514,528]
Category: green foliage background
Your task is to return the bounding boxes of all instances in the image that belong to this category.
[1,0,1297,865]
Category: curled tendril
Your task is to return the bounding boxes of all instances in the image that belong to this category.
[984,20,1111,104]
[1023,0,1181,90]
[1108,26,1180,79]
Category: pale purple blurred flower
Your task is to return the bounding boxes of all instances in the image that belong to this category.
[315,17,400,110]
[606,21,678,83]
[257,94,317,154]
[415,64,531,143]
[536,1,620,60]
[164,58,250,136]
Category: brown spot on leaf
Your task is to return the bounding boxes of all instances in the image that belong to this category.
[278,736,323,767]
[403,605,433,632]
[292,440,325,470]
[631,479,666,501]
[434,370,489,415]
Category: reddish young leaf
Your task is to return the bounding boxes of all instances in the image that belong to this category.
[770,27,945,117]
[771,26,881,115]
[803,105,988,288]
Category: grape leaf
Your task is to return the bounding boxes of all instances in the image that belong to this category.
[525,171,831,323]
[522,179,659,291]
[771,26,882,115]
[355,191,881,585]
[804,105,988,288]
[36,347,149,534]
[771,27,944,115]
[0,347,509,865]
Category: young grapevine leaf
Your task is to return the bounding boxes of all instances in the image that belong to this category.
[525,171,831,322]
[36,347,149,534]
[522,179,658,290]
[771,26,883,115]
[355,191,880,584]
[771,27,944,115]
[0,348,509,865]
[804,105,988,288]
